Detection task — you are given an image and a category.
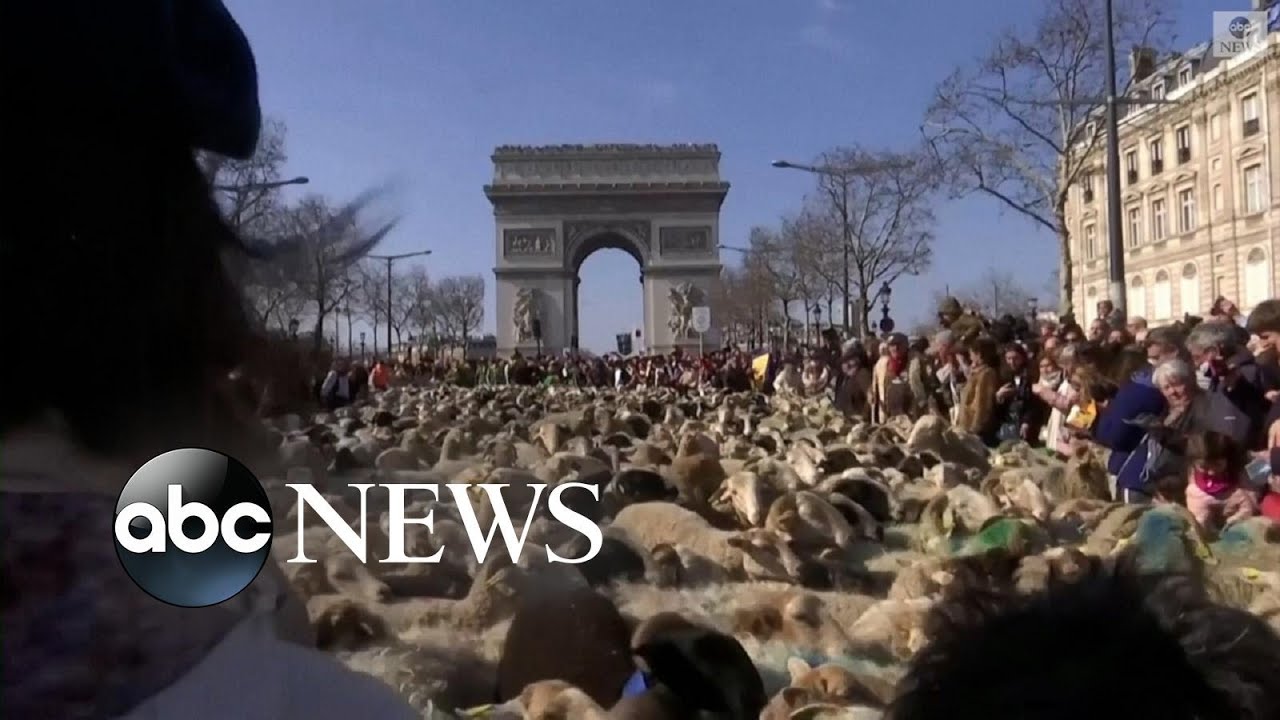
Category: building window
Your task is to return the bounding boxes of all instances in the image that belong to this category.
[1180,263,1199,317]
[1210,113,1222,141]
[1126,206,1142,248]
[1244,164,1265,213]
[1176,125,1191,163]
[1126,150,1139,184]
[1246,248,1270,309]
[1153,270,1172,321]
[1178,188,1196,233]
[1149,138,1164,174]
[1213,183,1224,212]
[1151,198,1167,241]
[1242,92,1260,136]
[1081,172,1094,203]
[1178,67,1191,86]
[1130,275,1147,320]
[1083,224,1097,260]
[1152,81,1165,100]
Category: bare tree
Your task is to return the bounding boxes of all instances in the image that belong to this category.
[284,193,396,352]
[401,266,436,342]
[201,118,291,237]
[433,275,486,352]
[744,226,803,346]
[786,206,842,333]
[921,0,1171,315]
[813,146,935,334]
[941,267,1041,319]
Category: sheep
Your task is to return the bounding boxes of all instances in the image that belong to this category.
[765,491,857,549]
[710,470,778,528]
[608,502,800,585]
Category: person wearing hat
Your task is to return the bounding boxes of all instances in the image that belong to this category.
[937,296,984,347]
[2,2,419,717]
[834,341,874,420]
[872,333,914,423]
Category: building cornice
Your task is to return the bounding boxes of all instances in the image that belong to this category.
[492,143,721,160]
[485,181,731,196]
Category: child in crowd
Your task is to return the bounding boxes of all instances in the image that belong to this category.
[1184,431,1258,531]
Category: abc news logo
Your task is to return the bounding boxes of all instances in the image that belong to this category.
[113,448,603,607]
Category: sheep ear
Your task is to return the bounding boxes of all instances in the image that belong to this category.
[780,687,811,707]
[726,535,750,549]
[786,656,812,682]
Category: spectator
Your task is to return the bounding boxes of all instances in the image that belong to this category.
[957,338,1001,445]
[1127,316,1149,343]
[1036,342,1085,458]
[994,343,1045,445]
[1096,299,1125,330]
[1186,321,1271,449]
[872,333,913,422]
[801,355,831,398]
[834,343,873,420]
[1132,359,1250,504]
[1183,431,1258,531]
[1135,325,1187,386]
[1093,345,1168,502]
[907,336,942,417]
[319,359,353,410]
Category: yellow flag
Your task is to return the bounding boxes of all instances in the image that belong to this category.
[751,353,770,389]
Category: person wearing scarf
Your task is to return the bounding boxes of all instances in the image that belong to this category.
[872,333,914,423]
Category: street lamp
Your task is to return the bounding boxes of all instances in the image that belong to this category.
[212,176,310,192]
[875,281,894,334]
[771,158,910,333]
[360,331,367,361]
[1027,297,1039,321]
[367,250,432,360]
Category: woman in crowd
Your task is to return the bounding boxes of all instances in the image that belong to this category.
[1093,345,1168,501]
[993,343,1044,445]
[957,338,1002,445]
[1036,342,1085,458]
[801,353,832,397]
[1129,359,1251,505]
[834,342,874,420]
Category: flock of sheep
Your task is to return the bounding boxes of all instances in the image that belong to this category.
[255,384,1280,719]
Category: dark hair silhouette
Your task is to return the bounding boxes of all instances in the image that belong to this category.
[886,555,1280,720]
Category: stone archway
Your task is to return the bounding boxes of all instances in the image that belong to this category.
[485,144,729,356]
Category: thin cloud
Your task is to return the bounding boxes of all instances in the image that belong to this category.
[816,0,843,12]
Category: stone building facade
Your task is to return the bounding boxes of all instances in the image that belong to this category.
[1065,33,1280,327]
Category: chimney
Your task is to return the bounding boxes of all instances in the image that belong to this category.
[1129,46,1158,82]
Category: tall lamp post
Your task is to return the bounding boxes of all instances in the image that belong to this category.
[360,331,367,362]
[770,158,909,333]
[367,250,432,361]
[874,281,894,334]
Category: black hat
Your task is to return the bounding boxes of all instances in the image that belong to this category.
[6,0,261,159]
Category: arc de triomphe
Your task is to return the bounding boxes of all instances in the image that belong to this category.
[486,144,728,356]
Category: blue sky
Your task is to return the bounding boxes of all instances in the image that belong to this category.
[225,0,1224,352]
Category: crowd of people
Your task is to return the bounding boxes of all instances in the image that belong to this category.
[305,293,1280,529]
